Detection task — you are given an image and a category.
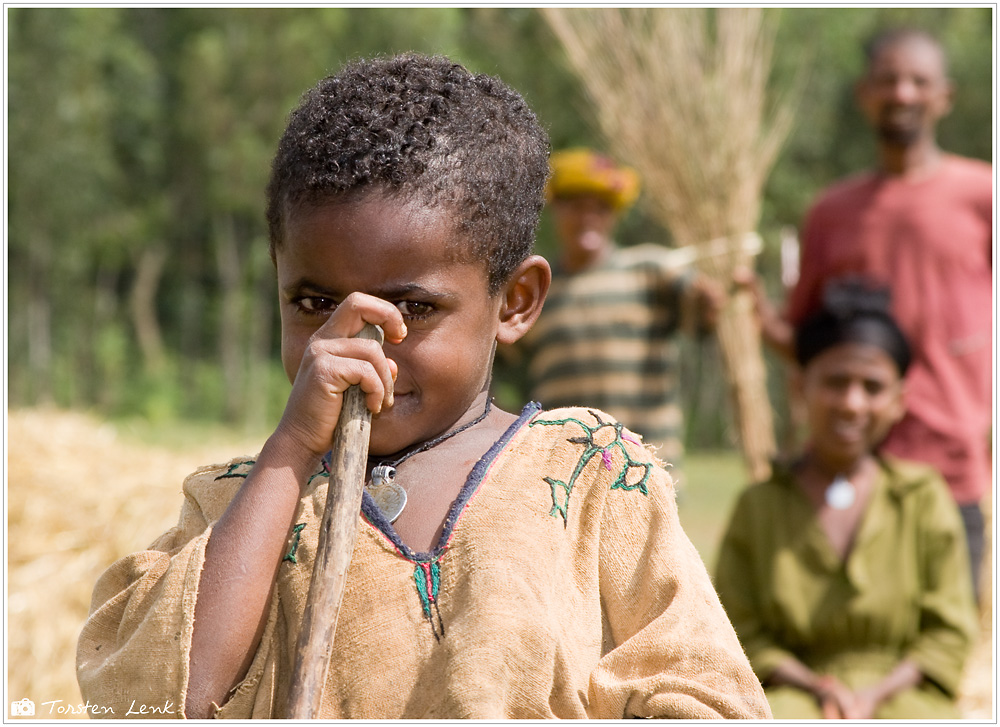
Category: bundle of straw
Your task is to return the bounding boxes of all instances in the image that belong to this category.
[544,7,798,481]
[7,408,263,719]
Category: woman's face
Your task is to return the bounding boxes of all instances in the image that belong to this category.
[799,342,905,473]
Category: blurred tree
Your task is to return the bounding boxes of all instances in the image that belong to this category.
[8,9,159,407]
[6,7,992,443]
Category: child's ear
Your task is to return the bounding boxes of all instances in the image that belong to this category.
[495,255,551,345]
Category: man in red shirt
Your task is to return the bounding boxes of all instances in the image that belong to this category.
[751,28,992,595]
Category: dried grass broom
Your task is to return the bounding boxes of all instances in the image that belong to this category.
[543,7,800,482]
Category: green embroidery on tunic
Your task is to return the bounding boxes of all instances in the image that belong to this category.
[215,460,256,480]
[531,410,652,525]
[414,561,445,640]
[283,523,307,564]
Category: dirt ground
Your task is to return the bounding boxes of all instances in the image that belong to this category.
[6,408,995,719]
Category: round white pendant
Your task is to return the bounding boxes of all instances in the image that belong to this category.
[825,474,856,510]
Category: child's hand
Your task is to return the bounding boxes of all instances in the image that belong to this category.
[275,292,407,461]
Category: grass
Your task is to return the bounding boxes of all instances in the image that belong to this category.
[675,450,749,572]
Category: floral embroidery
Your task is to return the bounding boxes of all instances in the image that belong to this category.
[530,410,652,526]
[308,458,331,486]
[215,458,328,485]
[214,460,255,480]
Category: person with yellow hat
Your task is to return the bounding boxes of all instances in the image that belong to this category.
[520,148,723,481]
[545,148,641,273]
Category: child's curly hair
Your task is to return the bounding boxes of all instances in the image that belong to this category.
[266,53,550,294]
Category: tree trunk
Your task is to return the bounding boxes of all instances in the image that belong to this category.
[244,241,276,433]
[214,214,245,423]
[26,289,53,405]
[26,234,54,404]
[130,244,168,374]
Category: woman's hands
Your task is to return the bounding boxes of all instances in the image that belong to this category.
[820,660,923,719]
[275,292,408,463]
[813,675,856,718]
[771,657,924,719]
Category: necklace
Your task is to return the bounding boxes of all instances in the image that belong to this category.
[825,473,857,510]
[366,397,493,523]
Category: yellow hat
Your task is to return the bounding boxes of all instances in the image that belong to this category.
[546,148,641,211]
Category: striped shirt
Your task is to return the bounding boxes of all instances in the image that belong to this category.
[523,244,695,469]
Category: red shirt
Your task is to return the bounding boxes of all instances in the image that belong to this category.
[788,155,993,503]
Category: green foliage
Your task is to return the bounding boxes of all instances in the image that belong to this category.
[7,8,993,442]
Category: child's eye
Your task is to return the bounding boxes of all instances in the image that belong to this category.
[395,300,434,320]
[296,296,337,315]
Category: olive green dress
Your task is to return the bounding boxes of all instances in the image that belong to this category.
[715,456,978,719]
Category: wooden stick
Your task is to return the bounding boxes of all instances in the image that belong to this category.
[286,322,384,719]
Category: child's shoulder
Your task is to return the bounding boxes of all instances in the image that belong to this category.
[525,405,669,471]
[179,454,261,521]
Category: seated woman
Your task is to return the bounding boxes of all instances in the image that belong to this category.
[715,280,978,719]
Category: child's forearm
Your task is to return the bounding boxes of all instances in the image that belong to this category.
[185,430,320,719]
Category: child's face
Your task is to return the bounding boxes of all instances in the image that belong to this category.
[798,341,904,472]
[275,195,504,456]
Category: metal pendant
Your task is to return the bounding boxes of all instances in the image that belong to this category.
[825,474,856,510]
[367,464,407,523]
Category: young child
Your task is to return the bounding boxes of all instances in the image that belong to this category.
[714,279,978,719]
[77,53,769,720]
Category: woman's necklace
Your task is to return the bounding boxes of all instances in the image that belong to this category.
[825,473,857,510]
[366,397,493,523]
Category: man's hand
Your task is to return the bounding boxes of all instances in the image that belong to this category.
[690,274,726,332]
[731,267,795,359]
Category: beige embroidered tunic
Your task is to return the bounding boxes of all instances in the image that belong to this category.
[77,405,770,719]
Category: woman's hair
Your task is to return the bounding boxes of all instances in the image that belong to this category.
[795,277,912,375]
[266,53,550,294]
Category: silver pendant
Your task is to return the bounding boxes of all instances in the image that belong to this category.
[367,464,407,523]
[825,474,856,510]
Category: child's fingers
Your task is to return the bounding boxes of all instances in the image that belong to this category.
[317,292,408,345]
[279,341,395,458]
[303,337,395,411]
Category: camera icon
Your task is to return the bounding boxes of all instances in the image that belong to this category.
[11,698,35,717]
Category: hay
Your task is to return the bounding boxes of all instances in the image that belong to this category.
[6,408,262,719]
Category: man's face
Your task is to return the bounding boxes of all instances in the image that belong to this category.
[550,194,618,270]
[856,37,953,147]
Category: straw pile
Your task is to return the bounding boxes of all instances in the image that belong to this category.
[543,7,798,482]
[6,407,262,719]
